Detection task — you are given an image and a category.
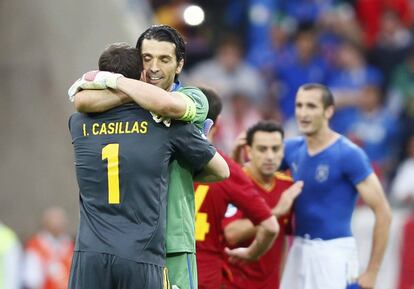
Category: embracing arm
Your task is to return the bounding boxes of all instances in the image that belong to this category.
[194,151,230,183]
[74,89,131,113]
[71,72,193,118]
[357,173,392,289]
[224,215,279,262]
[116,77,190,118]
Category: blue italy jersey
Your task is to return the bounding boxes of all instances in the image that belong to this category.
[281,136,372,239]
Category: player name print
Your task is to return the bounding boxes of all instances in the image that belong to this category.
[82,121,148,136]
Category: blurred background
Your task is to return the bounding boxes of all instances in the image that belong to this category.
[1,0,414,288]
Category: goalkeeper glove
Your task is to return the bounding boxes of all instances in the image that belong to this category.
[82,70,123,89]
[67,70,123,101]
[150,112,171,127]
[202,118,214,137]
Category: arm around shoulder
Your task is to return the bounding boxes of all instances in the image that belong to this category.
[73,89,130,113]
[195,151,230,183]
[116,77,188,118]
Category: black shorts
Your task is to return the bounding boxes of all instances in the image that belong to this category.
[68,251,169,289]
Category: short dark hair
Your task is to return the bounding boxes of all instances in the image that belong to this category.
[199,87,222,123]
[246,121,284,146]
[136,25,186,63]
[298,83,335,108]
[98,42,141,80]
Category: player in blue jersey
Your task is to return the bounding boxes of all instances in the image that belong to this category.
[279,83,392,289]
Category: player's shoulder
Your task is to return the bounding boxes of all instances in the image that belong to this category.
[284,136,305,148]
[336,136,366,156]
[273,171,293,183]
[178,86,205,99]
[274,171,293,181]
[221,152,237,167]
[338,135,358,149]
[178,86,202,92]
[68,111,85,128]
[284,136,305,156]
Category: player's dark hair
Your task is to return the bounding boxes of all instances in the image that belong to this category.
[98,42,141,80]
[136,24,186,64]
[246,121,284,146]
[199,87,223,123]
[299,83,335,108]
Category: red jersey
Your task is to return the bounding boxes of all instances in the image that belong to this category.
[223,170,293,289]
[398,215,414,289]
[195,153,272,289]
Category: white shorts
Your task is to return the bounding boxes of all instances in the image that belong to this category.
[280,236,359,289]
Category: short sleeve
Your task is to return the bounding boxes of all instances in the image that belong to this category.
[341,141,373,185]
[169,121,216,173]
[222,207,244,230]
[176,87,209,128]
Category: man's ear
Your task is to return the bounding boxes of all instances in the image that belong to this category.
[325,105,335,120]
[246,145,252,161]
[176,59,184,75]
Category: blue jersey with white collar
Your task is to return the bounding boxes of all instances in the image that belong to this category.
[281,136,372,239]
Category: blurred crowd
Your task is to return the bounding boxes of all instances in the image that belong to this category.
[0,207,74,289]
[150,1,414,288]
[153,0,414,191]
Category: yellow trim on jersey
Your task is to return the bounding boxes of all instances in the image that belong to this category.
[163,267,170,289]
[274,172,293,181]
[243,167,276,192]
[175,92,196,122]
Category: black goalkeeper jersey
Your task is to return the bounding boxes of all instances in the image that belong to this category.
[69,103,215,266]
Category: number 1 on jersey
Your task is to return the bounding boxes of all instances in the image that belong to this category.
[102,144,120,204]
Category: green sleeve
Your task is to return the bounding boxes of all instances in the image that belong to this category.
[177,86,209,129]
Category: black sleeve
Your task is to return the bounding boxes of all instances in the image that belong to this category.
[169,122,216,173]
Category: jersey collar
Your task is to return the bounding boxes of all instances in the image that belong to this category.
[170,81,182,92]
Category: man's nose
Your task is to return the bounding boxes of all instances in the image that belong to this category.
[149,60,160,72]
[265,150,275,159]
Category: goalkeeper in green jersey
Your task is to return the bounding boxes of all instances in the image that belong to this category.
[69,25,227,289]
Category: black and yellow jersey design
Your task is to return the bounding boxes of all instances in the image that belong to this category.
[69,103,215,266]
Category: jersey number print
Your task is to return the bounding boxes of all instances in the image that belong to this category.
[195,185,210,241]
[102,143,120,204]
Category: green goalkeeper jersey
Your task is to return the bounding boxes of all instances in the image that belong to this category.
[166,86,208,254]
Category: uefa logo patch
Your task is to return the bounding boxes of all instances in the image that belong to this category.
[224,204,238,218]
[315,164,329,182]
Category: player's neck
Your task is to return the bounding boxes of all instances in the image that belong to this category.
[246,165,274,188]
[306,127,339,156]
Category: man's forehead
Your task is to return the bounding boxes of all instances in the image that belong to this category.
[296,89,323,104]
[141,39,176,57]
[253,131,283,146]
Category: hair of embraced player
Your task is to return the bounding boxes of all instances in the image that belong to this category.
[246,121,284,146]
[136,24,186,64]
[298,83,335,109]
[98,42,141,80]
[199,87,223,124]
